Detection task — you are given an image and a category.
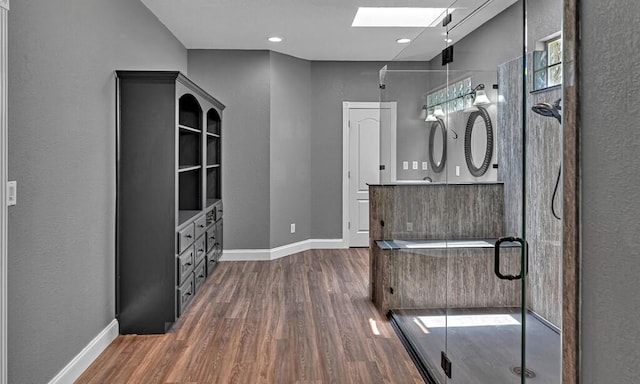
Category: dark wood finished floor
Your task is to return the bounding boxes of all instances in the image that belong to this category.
[76,248,424,384]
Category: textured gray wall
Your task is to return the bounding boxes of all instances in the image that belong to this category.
[7,0,187,382]
[580,0,640,382]
[269,52,312,248]
[188,50,272,249]
[309,62,386,239]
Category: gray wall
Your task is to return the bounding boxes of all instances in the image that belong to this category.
[309,62,385,239]
[7,0,187,382]
[380,70,433,181]
[269,52,312,248]
[188,50,272,249]
[580,0,640,382]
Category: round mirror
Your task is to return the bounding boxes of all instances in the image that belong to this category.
[429,118,447,173]
[464,106,494,177]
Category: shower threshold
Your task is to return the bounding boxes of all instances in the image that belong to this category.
[389,307,561,384]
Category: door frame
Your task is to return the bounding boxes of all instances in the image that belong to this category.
[342,101,396,247]
[0,2,8,383]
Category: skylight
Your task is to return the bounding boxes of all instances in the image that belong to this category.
[351,7,449,27]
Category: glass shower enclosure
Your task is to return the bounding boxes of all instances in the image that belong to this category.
[372,0,563,382]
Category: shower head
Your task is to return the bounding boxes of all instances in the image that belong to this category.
[532,98,562,124]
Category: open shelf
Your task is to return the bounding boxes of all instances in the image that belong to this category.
[178,210,201,226]
[179,169,202,211]
[179,131,201,167]
[207,167,221,201]
[179,124,201,133]
[207,108,221,135]
[207,136,220,165]
[179,94,202,129]
[179,165,202,172]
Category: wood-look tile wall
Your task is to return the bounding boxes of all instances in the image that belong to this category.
[372,246,522,314]
[498,58,563,328]
[369,183,505,242]
[369,184,514,314]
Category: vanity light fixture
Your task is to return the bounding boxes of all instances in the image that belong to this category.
[472,84,491,106]
[420,105,428,120]
[433,105,445,117]
[421,105,438,121]
[268,36,283,42]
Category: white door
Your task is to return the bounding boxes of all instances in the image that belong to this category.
[348,108,381,247]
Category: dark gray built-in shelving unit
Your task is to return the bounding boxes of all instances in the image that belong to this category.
[116,71,224,334]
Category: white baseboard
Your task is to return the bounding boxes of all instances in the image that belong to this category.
[220,238,346,261]
[48,319,119,384]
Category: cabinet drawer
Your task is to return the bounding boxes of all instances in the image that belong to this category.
[177,247,195,285]
[193,259,207,293]
[206,253,217,276]
[177,224,195,254]
[194,235,206,265]
[194,215,207,240]
[177,275,194,316]
[206,227,216,253]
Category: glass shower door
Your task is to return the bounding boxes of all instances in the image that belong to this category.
[439,0,563,383]
[379,0,563,382]
[439,1,529,383]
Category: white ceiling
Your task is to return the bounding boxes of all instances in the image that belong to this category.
[140,0,518,62]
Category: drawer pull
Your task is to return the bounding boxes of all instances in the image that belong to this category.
[186,234,192,239]
[199,224,205,228]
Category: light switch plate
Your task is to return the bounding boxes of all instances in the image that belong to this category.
[402,161,409,170]
[290,223,296,233]
[7,181,16,206]
[455,166,460,176]
[412,161,418,170]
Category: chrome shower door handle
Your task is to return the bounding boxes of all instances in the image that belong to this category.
[494,236,528,280]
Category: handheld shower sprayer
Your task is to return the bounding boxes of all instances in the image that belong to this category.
[531,98,562,124]
[531,98,563,220]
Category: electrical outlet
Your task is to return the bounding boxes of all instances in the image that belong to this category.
[7,181,16,206]
[422,162,428,170]
[290,223,296,233]
[402,161,409,170]
[412,161,418,170]
[407,222,413,231]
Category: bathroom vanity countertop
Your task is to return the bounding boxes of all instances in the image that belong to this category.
[376,238,521,250]
[368,181,504,186]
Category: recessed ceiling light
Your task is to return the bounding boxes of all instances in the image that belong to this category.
[396,38,412,44]
[268,37,283,43]
[352,7,450,27]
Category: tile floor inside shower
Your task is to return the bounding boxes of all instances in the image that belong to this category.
[389,307,561,383]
